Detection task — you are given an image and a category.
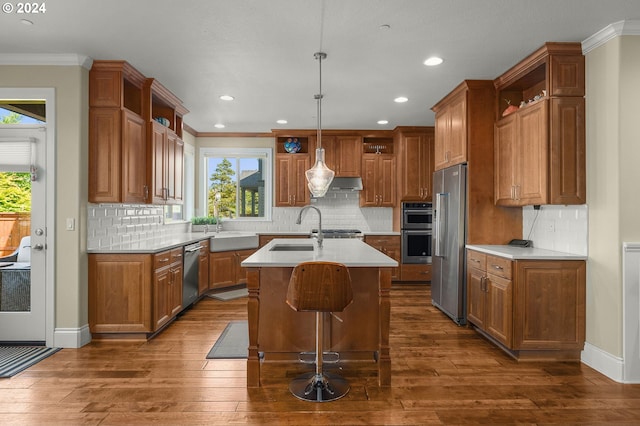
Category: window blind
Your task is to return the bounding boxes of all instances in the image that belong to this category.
[0,136,36,176]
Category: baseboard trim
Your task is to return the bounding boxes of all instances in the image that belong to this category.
[53,325,92,348]
[581,342,627,383]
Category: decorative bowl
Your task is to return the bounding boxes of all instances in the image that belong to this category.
[284,137,301,153]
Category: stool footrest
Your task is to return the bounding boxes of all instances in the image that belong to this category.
[297,351,340,364]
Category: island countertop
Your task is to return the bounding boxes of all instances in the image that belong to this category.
[241,238,398,268]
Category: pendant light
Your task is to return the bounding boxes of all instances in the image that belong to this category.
[305,51,335,198]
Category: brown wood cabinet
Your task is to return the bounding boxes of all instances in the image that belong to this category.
[361,153,396,207]
[432,80,522,244]
[466,249,585,361]
[89,61,147,203]
[89,61,188,205]
[275,154,310,207]
[399,264,432,282]
[396,127,434,201]
[494,42,585,206]
[364,235,401,280]
[198,240,209,296]
[209,248,255,289]
[319,135,363,177]
[153,248,183,330]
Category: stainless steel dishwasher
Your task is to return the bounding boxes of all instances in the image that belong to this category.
[183,242,202,308]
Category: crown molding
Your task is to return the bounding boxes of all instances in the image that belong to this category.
[0,53,93,69]
[583,20,640,54]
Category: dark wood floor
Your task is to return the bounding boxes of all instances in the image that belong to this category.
[1,284,640,425]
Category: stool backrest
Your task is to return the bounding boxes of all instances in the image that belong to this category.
[286,261,353,312]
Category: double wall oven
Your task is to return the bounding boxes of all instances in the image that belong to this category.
[401,202,432,264]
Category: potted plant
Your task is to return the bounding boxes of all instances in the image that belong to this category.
[191,216,217,232]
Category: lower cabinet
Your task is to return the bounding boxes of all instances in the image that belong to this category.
[466,249,586,361]
[209,249,255,289]
[198,239,209,296]
[364,235,401,281]
[152,248,183,331]
[400,264,432,282]
[88,241,206,340]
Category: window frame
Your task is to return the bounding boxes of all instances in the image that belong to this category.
[198,147,272,222]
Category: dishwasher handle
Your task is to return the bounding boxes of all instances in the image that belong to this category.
[184,244,203,253]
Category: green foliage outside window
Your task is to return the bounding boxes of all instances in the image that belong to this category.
[0,173,31,212]
[208,158,236,218]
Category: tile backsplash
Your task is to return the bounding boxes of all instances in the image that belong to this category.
[523,204,588,255]
[87,192,393,250]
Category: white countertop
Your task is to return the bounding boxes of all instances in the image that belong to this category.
[242,238,399,268]
[466,245,587,260]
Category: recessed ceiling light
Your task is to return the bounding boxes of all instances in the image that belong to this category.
[276,119,287,124]
[214,123,225,129]
[219,95,234,101]
[20,19,34,26]
[394,96,408,103]
[377,120,389,125]
[424,56,444,66]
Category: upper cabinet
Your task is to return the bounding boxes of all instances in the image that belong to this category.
[144,78,188,205]
[433,90,466,171]
[274,134,313,207]
[493,42,585,206]
[89,61,147,203]
[360,138,396,207]
[318,135,363,177]
[396,127,434,201]
[89,61,188,205]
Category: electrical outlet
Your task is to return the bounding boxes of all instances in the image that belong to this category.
[545,221,555,232]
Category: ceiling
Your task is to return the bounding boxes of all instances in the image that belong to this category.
[1,0,640,134]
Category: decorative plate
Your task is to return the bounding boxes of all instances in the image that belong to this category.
[284,137,301,153]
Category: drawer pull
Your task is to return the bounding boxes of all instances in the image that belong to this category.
[492,264,504,270]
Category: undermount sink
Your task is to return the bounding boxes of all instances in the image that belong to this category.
[209,232,259,252]
[269,243,315,252]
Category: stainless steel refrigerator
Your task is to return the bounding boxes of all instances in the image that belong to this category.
[432,163,467,325]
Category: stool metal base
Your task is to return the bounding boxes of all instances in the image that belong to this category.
[289,372,350,402]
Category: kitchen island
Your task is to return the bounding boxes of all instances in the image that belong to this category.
[241,238,398,387]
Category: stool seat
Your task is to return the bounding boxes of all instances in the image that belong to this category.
[286,261,353,402]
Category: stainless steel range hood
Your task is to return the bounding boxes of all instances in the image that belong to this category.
[327,177,363,191]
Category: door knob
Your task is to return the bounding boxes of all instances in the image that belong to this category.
[33,243,44,251]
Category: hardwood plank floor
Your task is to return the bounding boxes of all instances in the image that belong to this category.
[1,284,640,425]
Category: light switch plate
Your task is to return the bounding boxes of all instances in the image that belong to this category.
[66,218,75,231]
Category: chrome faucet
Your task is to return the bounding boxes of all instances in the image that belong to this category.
[296,205,323,248]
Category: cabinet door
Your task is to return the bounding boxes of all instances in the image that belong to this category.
[513,260,586,351]
[434,110,449,171]
[153,267,171,330]
[89,108,121,203]
[209,251,236,289]
[466,267,486,328]
[494,115,518,206]
[122,110,147,203]
[360,156,378,207]
[275,155,310,207]
[518,100,548,205]
[447,94,467,167]
[399,131,434,200]
[166,132,184,204]
[149,122,167,203]
[169,264,183,317]
[378,155,396,206]
[485,273,513,348]
[236,249,255,285]
[336,136,363,177]
[365,236,400,281]
[89,254,153,333]
[549,97,586,204]
[198,247,209,296]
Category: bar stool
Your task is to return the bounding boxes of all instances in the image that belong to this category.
[285,261,353,402]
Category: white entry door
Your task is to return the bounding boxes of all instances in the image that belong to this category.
[0,125,47,342]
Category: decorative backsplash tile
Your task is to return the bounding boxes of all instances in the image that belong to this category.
[523,205,588,255]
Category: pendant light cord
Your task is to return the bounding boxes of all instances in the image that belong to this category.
[314,52,326,150]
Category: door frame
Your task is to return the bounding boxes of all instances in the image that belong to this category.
[0,88,56,347]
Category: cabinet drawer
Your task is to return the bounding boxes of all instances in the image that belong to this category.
[365,235,400,246]
[467,250,486,271]
[170,248,183,264]
[154,250,172,269]
[486,255,512,279]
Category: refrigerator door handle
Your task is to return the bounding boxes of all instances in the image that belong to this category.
[434,192,447,257]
